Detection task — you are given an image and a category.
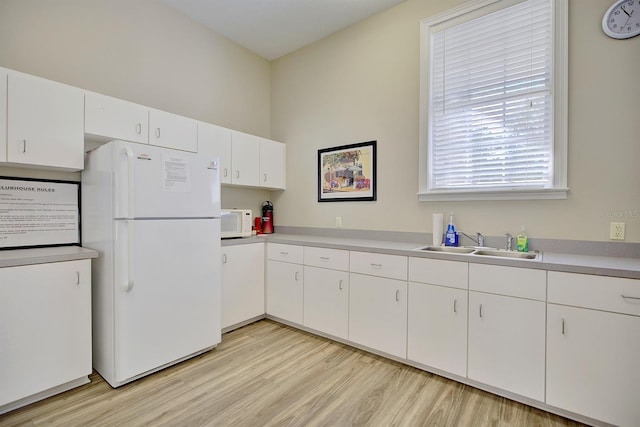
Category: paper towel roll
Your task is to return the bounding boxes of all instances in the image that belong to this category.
[432,213,444,246]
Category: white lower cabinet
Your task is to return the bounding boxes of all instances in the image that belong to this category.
[302,246,350,339]
[408,283,467,377]
[266,244,304,324]
[303,266,349,339]
[0,260,91,410]
[546,272,640,426]
[468,291,546,401]
[349,273,407,358]
[221,243,265,330]
[468,264,546,402]
[407,257,468,377]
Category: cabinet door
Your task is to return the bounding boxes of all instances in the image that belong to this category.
[547,304,640,426]
[221,244,265,329]
[266,260,303,324]
[199,122,232,184]
[85,92,148,144]
[303,266,349,339]
[0,71,6,162]
[259,138,285,189]
[7,73,84,170]
[0,260,91,406]
[407,282,467,377]
[231,130,260,186]
[468,291,545,401]
[149,109,198,152]
[349,273,407,358]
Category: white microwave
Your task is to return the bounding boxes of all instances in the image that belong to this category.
[220,209,253,238]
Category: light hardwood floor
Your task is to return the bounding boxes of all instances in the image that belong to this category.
[1,320,585,426]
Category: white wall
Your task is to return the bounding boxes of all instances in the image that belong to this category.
[0,0,271,213]
[271,0,640,243]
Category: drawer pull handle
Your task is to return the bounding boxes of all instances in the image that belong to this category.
[155,128,161,139]
[371,263,382,268]
[320,256,330,261]
[561,318,565,335]
[479,304,483,318]
[136,123,142,134]
[264,173,267,182]
[395,289,400,302]
[236,170,240,179]
[223,168,228,177]
[22,139,27,153]
[339,279,343,290]
[222,254,227,264]
[295,271,299,281]
[453,299,457,313]
[76,271,80,285]
[621,294,640,301]
[280,252,288,255]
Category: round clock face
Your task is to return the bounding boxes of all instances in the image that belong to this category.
[603,0,640,39]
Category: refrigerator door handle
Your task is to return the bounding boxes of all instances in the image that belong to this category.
[118,145,135,219]
[124,220,135,292]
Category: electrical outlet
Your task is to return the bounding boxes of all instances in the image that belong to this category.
[335,216,342,228]
[610,222,625,240]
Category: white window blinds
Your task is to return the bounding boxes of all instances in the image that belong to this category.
[428,0,554,192]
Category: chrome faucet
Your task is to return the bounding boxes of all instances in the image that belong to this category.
[505,233,513,251]
[459,231,484,247]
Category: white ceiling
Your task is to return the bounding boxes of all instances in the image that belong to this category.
[160,0,407,60]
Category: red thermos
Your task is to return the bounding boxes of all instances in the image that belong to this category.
[261,201,274,234]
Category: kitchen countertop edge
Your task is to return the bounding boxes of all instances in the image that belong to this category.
[0,246,99,268]
[224,234,640,280]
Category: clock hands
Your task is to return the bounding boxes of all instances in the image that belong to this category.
[621,5,631,17]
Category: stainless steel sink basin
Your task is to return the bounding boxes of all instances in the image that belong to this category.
[473,249,539,260]
[414,246,475,254]
[413,245,540,261]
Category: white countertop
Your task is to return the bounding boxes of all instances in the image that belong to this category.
[0,246,99,268]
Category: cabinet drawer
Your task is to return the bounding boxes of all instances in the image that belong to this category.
[267,243,303,264]
[469,264,546,301]
[350,251,407,281]
[304,247,349,271]
[409,257,468,290]
[548,271,640,316]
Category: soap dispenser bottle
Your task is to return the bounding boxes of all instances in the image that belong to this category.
[516,225,529,252]
[445,212,459,247]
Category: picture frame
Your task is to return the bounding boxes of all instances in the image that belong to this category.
[318,140,377,202]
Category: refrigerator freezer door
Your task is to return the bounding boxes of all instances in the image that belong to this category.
[113,218,221,384]
[112,140,220,219]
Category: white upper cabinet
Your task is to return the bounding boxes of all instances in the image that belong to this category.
[85,92,148,144]
[6,72,84,170]
[149,108,198,152]
[231,130,260,187]
[259,137,286,189]
[198,122,232,184]
[0,71,6,163]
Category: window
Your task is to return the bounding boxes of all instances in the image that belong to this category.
[418,0,568,201]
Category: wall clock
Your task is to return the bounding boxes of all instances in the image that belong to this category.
[602,0,640,39]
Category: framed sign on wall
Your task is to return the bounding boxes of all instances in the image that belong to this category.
[0,177,80,249]
[318,140,377,202]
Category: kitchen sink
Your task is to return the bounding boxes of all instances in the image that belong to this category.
[413,245,540,261]
[473,249,539,260]
[414,246,475,254]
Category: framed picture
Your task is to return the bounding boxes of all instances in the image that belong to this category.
[318,140,376,202]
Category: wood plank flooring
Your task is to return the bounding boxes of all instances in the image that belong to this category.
[0,320,585,426]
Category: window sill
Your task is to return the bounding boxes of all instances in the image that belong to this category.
[418,187,569,202]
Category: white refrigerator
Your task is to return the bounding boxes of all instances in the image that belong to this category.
[82,140,221,388]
